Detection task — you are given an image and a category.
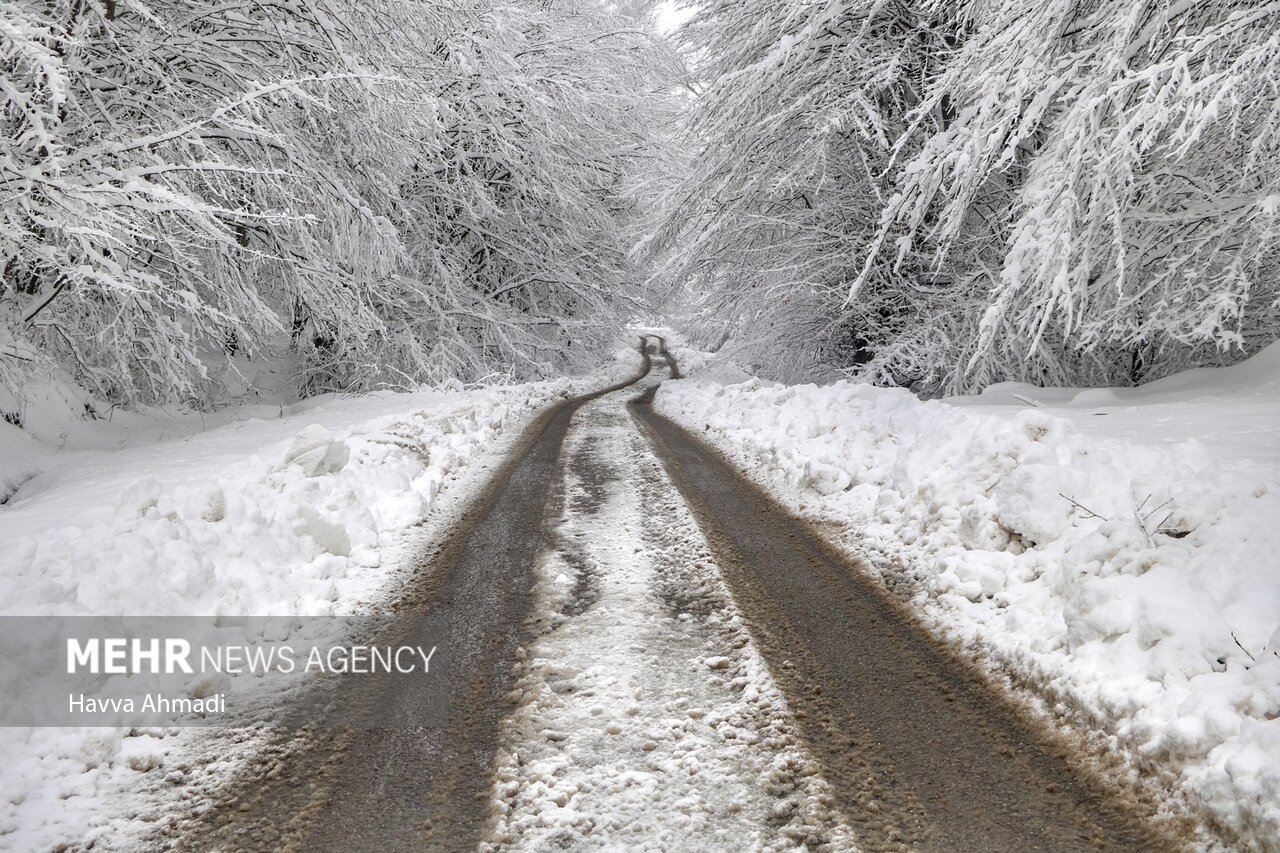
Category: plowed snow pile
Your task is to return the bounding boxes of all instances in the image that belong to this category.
[656,342,1280,846]
[0,359,629,851]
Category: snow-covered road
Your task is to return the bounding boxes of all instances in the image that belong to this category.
[52,337,1179,852]
[656,338,1280,848]
[484,359,853,850]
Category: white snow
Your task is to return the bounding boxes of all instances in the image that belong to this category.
[655,340,1280,846]
[483,384,854,851]
[0,355,635,852]
[0,382,587,618]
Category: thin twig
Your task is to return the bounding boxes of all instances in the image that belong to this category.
[1139,497,1172,522]
[1059,493,1108,521]
[1232,632,1257,663]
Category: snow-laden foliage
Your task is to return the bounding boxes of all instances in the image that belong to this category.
[0,0,677,407]
[656,0,1280,392]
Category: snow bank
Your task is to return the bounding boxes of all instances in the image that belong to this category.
[0,358,631,851]
[0,382,581,618]
[656,342,1280,847]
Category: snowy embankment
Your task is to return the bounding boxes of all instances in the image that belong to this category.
[0,355,632,851]
[656,343,1280,847]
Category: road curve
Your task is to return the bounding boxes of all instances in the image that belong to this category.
[165,345,656,853]
[161,335,1176,852]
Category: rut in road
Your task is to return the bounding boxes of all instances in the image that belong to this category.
[162,353,654,853]
[162,335,1173,853]
[632,339,1175,852]
[480,357,855,850]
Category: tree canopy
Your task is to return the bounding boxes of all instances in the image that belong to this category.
[653,0,1280,392]
[1,0,680,406]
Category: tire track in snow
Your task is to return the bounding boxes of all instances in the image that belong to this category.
[482,378,855,851]
[160,352,654,853]
[632,340,1176,852]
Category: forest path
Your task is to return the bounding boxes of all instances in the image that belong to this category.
[167,337,1171,852]
[162,352,655,853]
[478,339,854,851]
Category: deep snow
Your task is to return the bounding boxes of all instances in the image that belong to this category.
[0,354,635,851]
[655,339,1280,848]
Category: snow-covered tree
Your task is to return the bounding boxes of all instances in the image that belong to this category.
[860,0,1280,390]
[0,0,680,408]
[659,0,1280,392]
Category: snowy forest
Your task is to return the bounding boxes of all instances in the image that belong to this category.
[0,0,682,407]
[657,0,1280,392]
[3,0,1279,409]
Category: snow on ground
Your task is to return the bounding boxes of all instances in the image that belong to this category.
[655,339,1280,848]
[0,352,636,852]
[483,384,854,851]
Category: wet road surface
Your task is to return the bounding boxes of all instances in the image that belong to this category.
[632,340,1169,852]
[162,336,1175,852]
